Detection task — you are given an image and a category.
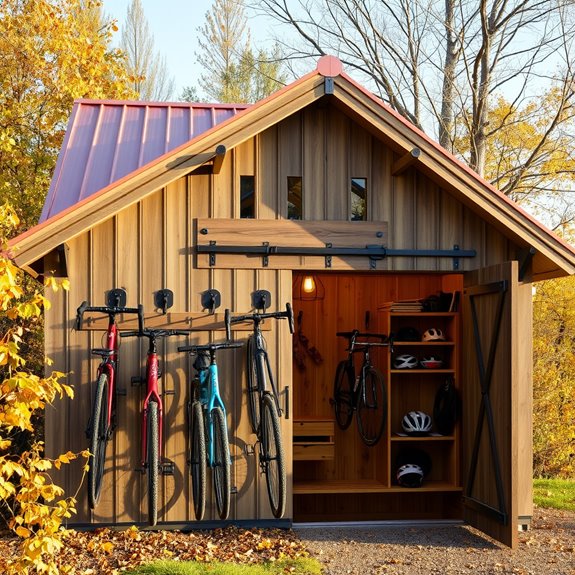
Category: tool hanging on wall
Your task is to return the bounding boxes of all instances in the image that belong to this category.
[292,310,323,371]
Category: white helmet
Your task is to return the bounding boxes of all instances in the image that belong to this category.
[422,328,445,341]
[393,354,418,369]
[402,410,432,435]
[396,464,424,488]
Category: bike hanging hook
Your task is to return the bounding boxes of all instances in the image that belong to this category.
[252,289,271,312]
[201,289,221,315]
[154,289,174,315]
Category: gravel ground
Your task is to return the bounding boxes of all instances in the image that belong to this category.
[296,508,575,575]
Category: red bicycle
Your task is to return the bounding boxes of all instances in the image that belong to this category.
[123,321,187,526]
[75,288,143,509]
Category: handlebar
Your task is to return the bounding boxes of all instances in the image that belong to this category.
[336,330,390,348]
[224,302,295,340]
[178,341,244,354]
[75,301,144,332]
[122,328,188,340]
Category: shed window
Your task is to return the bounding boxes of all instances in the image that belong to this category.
[351,178,367,221]
[288,176,302,220]
[241,175,255,218]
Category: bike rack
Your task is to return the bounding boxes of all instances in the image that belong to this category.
[201,289,221,314]
[107,287,127,308]
[154,288,174,314]
[252,290,271,311]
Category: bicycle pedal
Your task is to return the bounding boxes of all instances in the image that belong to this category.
[161,461,175,476]
[131,376,145,386]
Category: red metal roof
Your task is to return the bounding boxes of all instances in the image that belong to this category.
[40,99,249,222]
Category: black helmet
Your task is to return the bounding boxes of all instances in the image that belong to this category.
[395,327,420,342]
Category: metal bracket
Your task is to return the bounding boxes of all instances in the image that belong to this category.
[201,289,221,314]
[262,242,270,267]
[154,288,174,314]
[453,244,460,270]
[209,241,217,266]
[324,77,334,94]
[518,247,536,281]
[252,290,271,311]
[161,461,175,476]
[325,243,332,268]
[367,244,386,270]
[107,288,127,309]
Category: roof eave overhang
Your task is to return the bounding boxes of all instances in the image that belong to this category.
[330,74,575,280]
[9,72,326,269]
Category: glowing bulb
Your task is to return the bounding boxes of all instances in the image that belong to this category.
[302,276,316,293]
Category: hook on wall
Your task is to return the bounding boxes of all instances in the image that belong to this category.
[201,289,221,315]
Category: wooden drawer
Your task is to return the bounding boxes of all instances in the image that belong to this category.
[293,419,335,461]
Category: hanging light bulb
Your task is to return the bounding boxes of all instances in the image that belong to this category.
[302,275,316,294]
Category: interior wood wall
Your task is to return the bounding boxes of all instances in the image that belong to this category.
[44,100,524,526]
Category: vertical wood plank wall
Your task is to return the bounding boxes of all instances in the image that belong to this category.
[44,100,523,525]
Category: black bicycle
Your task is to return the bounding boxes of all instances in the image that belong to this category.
[333,330,389,446]
[224,301,294,518]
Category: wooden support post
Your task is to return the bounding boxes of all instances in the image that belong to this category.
[392,147,421,176]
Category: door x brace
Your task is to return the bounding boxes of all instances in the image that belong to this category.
[464,280,509,525]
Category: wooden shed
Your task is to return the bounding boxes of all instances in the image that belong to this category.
[10,56,575,549]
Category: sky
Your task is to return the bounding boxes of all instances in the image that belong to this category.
[103,0,273,99]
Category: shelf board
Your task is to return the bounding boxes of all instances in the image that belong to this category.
[393,341,455,346]
[391,369,455,375]
[390,312,458,317]
[391,434,455,442]
[293,479,462,495]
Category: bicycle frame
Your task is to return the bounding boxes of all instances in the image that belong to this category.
[198,361,229,467]
[141,340,163,470]
[252,320,282,413]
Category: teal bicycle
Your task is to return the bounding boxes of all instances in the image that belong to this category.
[178,341,243,520]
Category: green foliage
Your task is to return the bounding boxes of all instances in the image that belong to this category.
[533,479,575,511]
[0,0,136,231]
[532,276,575,478]
[126,557,323,575]
[0,204,88,574]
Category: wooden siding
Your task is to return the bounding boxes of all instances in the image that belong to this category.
[45,101,526,526]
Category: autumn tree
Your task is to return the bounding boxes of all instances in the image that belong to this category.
[0,204,88,574]
[532,276,575,478]
[120,0,175,101]
[191,0,286,103]
[253,0,575,184]
[0,0,135,232]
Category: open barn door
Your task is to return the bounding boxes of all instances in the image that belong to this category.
[462,262,519,548]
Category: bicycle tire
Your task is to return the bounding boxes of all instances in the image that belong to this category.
[261,393,286,518]
[211,407,231,520]
[246,335,262,435]
[189,400,206,520]
[147,401,160,526]
[333,360,354,430]
[88,373,109,509]
[356,367,387,446]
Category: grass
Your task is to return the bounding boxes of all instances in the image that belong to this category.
[125,557,323,575]
[533,478,575,511]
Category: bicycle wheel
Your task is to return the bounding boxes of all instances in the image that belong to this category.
[147,401,160,526]
[189,400,206,520]
[356,367,387,446]
[246,335,261,435]
[333,360,354,430]
[88,373,109,509]
[261,393,286,518]
[211,407,231,520]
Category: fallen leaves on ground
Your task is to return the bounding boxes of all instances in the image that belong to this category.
[0,525,309,574]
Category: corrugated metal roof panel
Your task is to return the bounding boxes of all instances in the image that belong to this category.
[40,100,248,222]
